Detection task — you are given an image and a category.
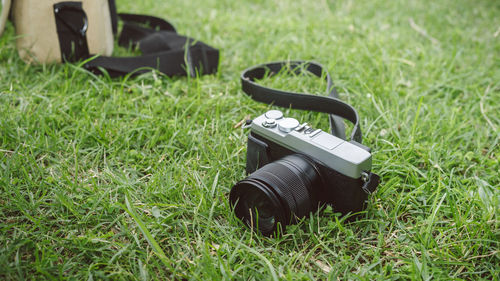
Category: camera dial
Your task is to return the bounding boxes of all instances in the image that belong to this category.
[278,118,299,133]
[265,110,284,120]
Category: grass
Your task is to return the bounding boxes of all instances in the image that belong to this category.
[0,0,499,279]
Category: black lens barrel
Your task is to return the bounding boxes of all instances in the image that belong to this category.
[230,154,322,235]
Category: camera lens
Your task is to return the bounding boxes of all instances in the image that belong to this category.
[230,154,322,236]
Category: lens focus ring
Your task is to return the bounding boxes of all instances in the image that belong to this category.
[251,163,312,218]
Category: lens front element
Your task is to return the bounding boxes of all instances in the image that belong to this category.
[230,178,285,236]
[241,189,276,234]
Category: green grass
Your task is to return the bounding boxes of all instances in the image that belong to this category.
[1,0,499,279]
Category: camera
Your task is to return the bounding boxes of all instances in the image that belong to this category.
[229,109,379,236]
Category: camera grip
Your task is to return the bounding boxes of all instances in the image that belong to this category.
[246,134,271,174]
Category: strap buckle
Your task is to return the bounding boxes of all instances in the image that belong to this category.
[361,171,380,194]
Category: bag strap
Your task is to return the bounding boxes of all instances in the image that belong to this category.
[241,61,362,143]
[84,11,219,78]
[108,0,118,34]
[53,2,89,63]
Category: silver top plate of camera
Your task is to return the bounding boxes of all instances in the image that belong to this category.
[251,110,372,179]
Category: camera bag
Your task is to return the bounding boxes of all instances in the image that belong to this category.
[1,0,219,77]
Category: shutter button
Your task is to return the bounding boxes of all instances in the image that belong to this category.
[262,118,277,128]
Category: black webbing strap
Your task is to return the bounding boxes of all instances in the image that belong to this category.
[85,42,218,78]
[118,13,177,33]
[241,61,361,143]
[53,2,89,63]
[108,0,118,34]
[84,11,218,77]
[241,61,379,193]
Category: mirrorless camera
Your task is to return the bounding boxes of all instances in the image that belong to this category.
[229,110,379,236]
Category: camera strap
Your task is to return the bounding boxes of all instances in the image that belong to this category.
[241,61,361,143]
[241,61,379,193]
[84,12,219,78]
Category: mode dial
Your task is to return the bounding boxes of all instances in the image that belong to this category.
[278,118,299,133]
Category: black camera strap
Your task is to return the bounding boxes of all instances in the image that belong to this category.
[241,61,361,142]
[241,61,379,193]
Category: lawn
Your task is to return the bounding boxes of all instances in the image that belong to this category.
[0,0,499,280]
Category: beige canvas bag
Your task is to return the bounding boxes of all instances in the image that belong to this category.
[0,0,11,36]
[1,0,219,78]
[10,0,113,63]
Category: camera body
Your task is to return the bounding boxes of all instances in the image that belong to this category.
[245,110,373,214]
[230,109,378,235]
